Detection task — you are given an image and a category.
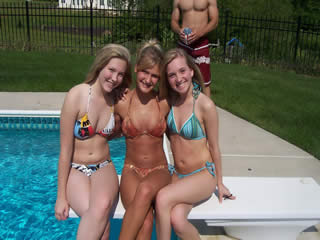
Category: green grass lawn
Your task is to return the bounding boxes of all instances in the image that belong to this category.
[212,63,320,160]
[0,49,319,160]
[0,49,94,91]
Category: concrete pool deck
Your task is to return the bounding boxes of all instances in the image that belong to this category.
[1,92,319,240]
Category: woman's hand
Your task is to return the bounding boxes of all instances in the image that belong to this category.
[55,198,70,221]
[113,87,129,103]
[217,182,236,203]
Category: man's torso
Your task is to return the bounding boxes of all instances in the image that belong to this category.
[179,0,209,29]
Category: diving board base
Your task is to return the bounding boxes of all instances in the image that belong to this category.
[206,220,319,240]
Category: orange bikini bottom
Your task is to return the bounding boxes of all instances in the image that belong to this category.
[123,164,168,178]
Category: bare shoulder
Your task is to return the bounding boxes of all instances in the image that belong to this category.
[63,83,88,106]
[208,0,217,7]
[198,93,216,113]
[60,84,89,119]
[173,0,180,8]
[67,83,88,98]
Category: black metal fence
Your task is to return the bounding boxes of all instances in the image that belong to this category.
[1,2,319,74]
[218,11,320,74]
[0,1,173,54]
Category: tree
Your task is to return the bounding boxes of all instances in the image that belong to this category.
[291,0,320,21]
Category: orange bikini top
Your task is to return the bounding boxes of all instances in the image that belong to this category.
[121,91,166,139]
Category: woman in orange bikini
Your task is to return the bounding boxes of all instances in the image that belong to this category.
[55,44,131,240]
[115,40,171,240]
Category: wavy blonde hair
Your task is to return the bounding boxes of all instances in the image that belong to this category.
[135,39,163,72]
[85,44,132,90]
[159,48,204,100]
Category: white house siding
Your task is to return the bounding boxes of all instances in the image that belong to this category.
[58,0,117,9]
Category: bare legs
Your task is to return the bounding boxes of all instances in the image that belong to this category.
[156,170,216,240]
[119,168,171,240]
[67,164,119,240]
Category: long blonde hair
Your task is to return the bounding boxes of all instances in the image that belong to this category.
[85,44,132,90]
[159,48,204,100]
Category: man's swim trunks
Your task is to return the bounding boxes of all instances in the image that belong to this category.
[178,37,211,86]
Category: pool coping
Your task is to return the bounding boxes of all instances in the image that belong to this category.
[0,110,60,116]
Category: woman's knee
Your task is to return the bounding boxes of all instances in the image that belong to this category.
[155,188,170,212]
[170,206,188,234]
[135,182,155,203]
[90,196,114,219]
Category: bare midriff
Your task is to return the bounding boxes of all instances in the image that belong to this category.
[125,135,167,168]
[169,134,212,175]
[72,136,111,165]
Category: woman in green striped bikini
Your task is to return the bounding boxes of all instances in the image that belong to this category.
[156,48,235,240]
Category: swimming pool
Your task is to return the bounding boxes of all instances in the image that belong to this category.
[0,128,126,239]
[0,122,176,239]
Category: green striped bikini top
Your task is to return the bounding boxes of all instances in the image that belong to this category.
[167,97,206,140]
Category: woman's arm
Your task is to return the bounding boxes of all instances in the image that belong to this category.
[114,89,132,118]
[55,88,79,220]
[202,98,222,183]
[202,97,234,202]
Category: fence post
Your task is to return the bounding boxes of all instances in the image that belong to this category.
[156,5,160,41]
[25,0,31,50]
[90,0,94,55]
[223,9,229,58]
[294,16,302,62]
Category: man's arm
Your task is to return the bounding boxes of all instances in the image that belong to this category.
[200,0,219,37]
[171,0,185,41]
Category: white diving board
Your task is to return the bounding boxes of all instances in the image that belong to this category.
[194,176,320,240]
[69,136,320,240]
[69,176,320,240]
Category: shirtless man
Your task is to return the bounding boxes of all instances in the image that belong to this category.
[171,0,219,97]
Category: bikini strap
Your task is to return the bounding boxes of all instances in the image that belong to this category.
[192,81,201,99]
[192,97,196,113]
[168,164,176,175]
[205,161,216,176]
[86,86,92,113]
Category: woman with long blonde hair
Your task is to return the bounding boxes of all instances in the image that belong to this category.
[115,40,171,240]
[55,44,131,240]
[156,48,235,240]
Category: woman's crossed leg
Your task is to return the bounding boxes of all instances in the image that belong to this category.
[119,167,170,240]
[156,170,217,240]
[67,164,119,240]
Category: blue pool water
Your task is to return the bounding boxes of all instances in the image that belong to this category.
[0,129,176,239]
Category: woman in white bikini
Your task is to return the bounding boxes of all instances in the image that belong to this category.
[55,44,131,240]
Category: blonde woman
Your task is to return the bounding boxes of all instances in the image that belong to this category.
[115,40,171,240]
[55,44,132,240]
[156,48,235,240]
